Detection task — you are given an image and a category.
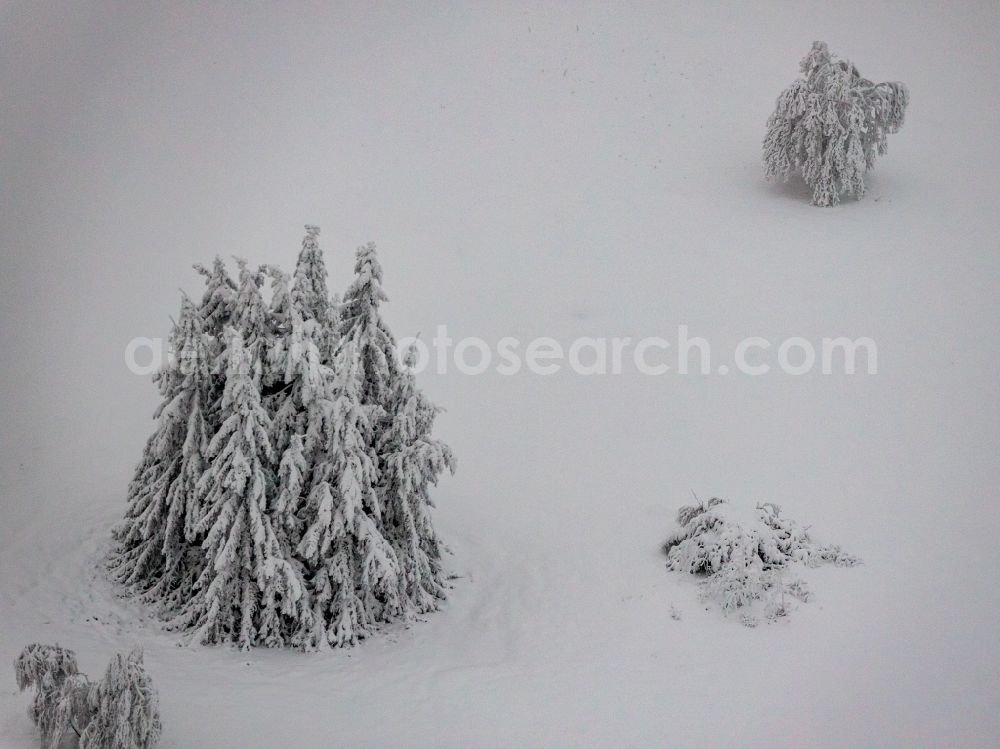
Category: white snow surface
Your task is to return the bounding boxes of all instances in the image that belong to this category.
[2,2,999,747]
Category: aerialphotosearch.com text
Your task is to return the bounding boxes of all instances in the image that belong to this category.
[126,325,878,377]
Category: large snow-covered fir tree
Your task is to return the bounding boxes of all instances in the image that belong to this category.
[338,243,455,615]
[297,339,401,648]
[171,330,308,648]
[109,295,211,611]
[294,242,456,648]
[270,313,329,531]
[763,41,909,206]
[110,227,454,650]
[379,344,456,612]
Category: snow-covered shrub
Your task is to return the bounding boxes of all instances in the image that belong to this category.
[15,644,85,747]
[14,645,160,748]
[763,41,908,206]
[664,498,859,624]
[110,227,455,650]
[79,648,161,749]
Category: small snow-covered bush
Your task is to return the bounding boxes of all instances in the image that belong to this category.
[14,644,160,749]
[763,41,908,206]
[664,498,859,624]
[80,649,161,749]
[15,644,84,748]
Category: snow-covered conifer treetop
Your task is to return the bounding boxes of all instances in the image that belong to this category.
[291,225,331,324]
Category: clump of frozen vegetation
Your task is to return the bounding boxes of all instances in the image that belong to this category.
[14,644,82,747]
[78,649,162,749]
[14,644,160,748]
[109,226,455,650]
[763,41,908,206]
[664,498,859,625]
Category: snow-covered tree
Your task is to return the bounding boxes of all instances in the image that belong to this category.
[291,226,331,324]
[266,304,333,637]
[297,341,402,648]
[294,241,455,646]
[265,262,334,555]
[191,256,235,432]
[232,257,270,367]
[763,41,909,206]
[172,330,308,648]
[290,225,342,366]
[193,256,237,336]
[110,295,211,610]
[110,227,454,651]
[334,245,455,615]
[336,241,397,405]
[379,345,456,611]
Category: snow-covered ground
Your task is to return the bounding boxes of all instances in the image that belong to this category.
[2,2,998,746]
